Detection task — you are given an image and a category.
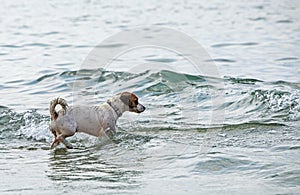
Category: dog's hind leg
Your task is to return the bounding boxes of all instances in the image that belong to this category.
[60,136,73,149]
[51,138,60,149]
[51,134,73,149]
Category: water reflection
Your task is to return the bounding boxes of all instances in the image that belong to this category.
[47,146,142,192]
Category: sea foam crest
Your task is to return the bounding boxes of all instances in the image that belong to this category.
[18,111,51,141]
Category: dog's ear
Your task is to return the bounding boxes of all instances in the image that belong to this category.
[120,92,131,106]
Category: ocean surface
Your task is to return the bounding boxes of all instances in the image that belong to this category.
[0,1,300,194]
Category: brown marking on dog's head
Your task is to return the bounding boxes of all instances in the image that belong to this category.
[120,92,145,113]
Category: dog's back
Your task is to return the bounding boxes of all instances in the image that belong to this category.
[67,104,116,137]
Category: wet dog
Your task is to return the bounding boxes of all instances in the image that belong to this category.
[49,92,145,149]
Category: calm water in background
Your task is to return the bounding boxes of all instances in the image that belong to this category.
[0,1,300,194]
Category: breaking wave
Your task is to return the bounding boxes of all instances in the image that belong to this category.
[1,68,299,142]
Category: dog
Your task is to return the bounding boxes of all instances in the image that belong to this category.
[49,92,145,149]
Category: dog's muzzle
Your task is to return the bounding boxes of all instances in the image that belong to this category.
[137,103,146,113]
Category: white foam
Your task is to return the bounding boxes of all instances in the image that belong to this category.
[18,111,51,142]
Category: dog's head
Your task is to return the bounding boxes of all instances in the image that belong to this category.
[120,92,145,113]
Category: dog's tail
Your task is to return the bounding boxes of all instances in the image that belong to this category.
[49,97,68,121]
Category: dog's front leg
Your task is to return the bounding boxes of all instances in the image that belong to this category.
[51,138,60,149]
[104,127,116,138]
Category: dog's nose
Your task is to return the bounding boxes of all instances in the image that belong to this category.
[137,104,145,113]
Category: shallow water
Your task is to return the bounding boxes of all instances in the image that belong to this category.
[1,1,300,194]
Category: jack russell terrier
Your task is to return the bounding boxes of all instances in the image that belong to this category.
[49,92,145,149]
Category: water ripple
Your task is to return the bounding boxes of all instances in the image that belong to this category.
[211,42,259,48]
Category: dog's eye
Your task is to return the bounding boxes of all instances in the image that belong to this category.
[134,100,138,105]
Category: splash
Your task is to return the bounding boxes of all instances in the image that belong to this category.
[0,108,51,142]
[18,111,51,141]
